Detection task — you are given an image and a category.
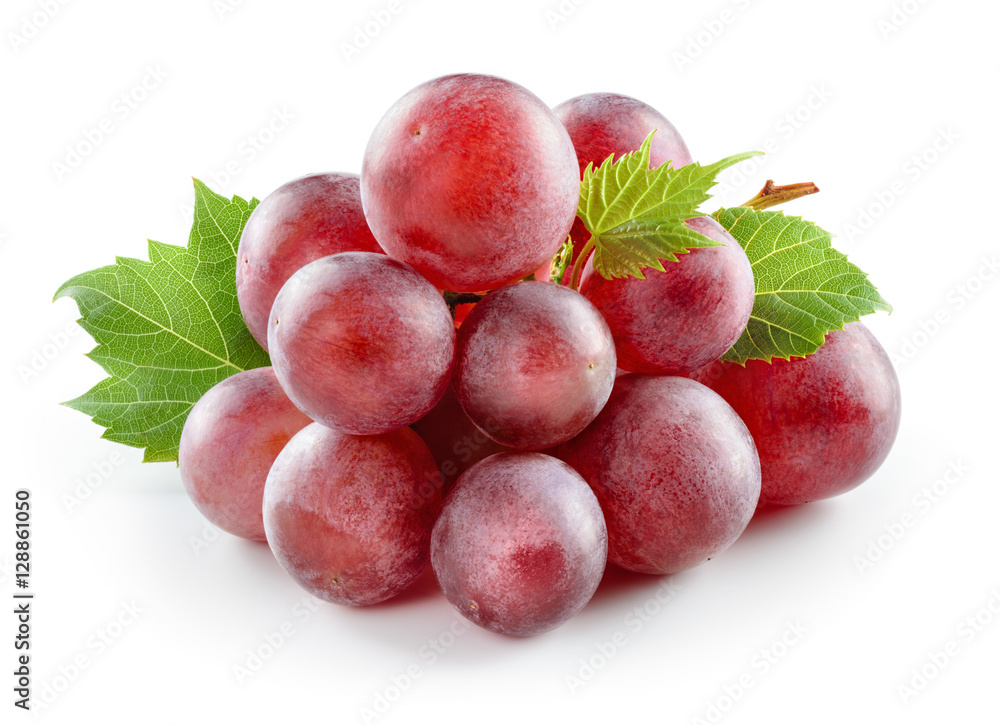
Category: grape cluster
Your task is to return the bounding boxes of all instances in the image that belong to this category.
[179,74,902,637]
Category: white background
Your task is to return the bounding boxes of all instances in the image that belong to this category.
[3,0,999,723]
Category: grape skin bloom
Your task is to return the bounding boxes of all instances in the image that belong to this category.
[263,423,442,606]
[268,252,456,435]
[178,367,311,541]
[560,375,761,575]
[455,281,616,450]
[431,452,607,636]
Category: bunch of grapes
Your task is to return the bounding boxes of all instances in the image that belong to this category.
[179,74,901,637]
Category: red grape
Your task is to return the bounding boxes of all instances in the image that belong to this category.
[361,74,579,292]
[690,322,901,506]
[236,173,382,351]
[554,92,693,178]
[178,367,311,541]
[559,375,760,575]
[410,383,510,494]
[580,216,754,375]
[537,94,694,284]
[455,281,616,450]
[431,452,607,636]
[268,252,455,434]
[263,423,442,606]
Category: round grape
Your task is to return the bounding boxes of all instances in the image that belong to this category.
[268,252,455,435]
[580,216,754,375]
[431,452,607,636]
[263,423,442,606]
[690,322,901,506]
[559,375,760,575]
[361,73,579,292]
[455,281,616,450]
[555,92,693,177]
[178,367,311,541]
[236,172,382,351]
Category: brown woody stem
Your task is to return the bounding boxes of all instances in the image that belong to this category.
[442,290,485,317]
[741,180,820,211]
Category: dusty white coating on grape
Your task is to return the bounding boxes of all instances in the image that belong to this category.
[268,252,455,434]
[235,173,382,351]
[361,73,580,292]
[691,322,901,505]
[581,217,754,376]
[560,375,760,575]
[431,452,607,636]
[263,423,442,607]
[455,281,616,450]
[178,367,311,541]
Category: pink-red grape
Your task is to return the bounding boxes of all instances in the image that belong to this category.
[361,74,579,292]
[263,423,442,606]
[580,216,754,375]
[410,383,510,494]
[431,452,607,636]
[268,252,455,434]
[178,367,311,541]
[236,173,382,350]
[690,322,901,506]
[455,281,616,450]
[554,92,693,178]
[559,375,760,575]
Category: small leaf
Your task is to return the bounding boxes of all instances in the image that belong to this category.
[54,180,269,462]
[590,218,721,279]
[713,207,892,364]
[578,132,760,279]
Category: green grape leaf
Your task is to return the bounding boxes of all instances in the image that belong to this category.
[54,180,269,463]
[579,132,761,279]
[712,207,893,364]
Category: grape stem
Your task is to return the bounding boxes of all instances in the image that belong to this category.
[740,180,819,211]
[568,180,817,290]
[443,290,485,317]
[568,237,596,291]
